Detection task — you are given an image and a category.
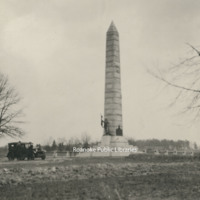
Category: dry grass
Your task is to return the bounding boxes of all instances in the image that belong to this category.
[0,156,200,199]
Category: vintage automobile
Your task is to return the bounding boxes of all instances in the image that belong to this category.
[7,142,46,161]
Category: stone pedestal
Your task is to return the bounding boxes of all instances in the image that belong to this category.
[77,135,134,157]
[100,135,111,146]
[100,135,130,148]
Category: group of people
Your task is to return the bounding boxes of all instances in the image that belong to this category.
[101,115,123,136]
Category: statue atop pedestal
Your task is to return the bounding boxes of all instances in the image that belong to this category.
[101,115,111,135]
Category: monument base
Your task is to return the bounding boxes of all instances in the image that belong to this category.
[101,135,131,147]
[77,135,135,157]
[100,135,131,148]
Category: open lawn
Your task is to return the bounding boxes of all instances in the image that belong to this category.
[0,155,200,200]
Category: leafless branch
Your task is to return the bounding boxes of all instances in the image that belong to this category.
[186,43,200,56]
[0,73,24,138]
[149,43,200,120]
[148,69,200,93]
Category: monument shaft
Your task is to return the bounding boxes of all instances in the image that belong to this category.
[104,22,123,136]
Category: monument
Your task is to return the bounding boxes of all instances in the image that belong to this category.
[78,22,134,157]
[100,21,130,150]
[103,21,123,136]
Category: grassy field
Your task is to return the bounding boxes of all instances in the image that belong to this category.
[0,155,200,200]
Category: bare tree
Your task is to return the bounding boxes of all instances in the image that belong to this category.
[81,132,91,148]
[149,43,200,120]
[0,73,24,138]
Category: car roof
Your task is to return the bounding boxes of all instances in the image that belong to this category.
[8,142,33,145]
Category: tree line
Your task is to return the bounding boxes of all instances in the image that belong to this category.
[128,138,198,150]
[41,138,198,152]
[42,134,98,152]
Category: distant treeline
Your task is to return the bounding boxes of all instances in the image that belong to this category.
[42,138,198,152]
[0,138,197,154]
[128,138,198,151]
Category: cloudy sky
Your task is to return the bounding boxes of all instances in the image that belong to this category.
[1,0,200,146]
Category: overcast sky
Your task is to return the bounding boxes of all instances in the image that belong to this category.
[1,0,200,146]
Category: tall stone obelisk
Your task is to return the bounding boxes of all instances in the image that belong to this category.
[78,22,133,156]
[104,21,123,136]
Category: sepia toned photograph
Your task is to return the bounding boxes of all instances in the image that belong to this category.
[1,0,200,199]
